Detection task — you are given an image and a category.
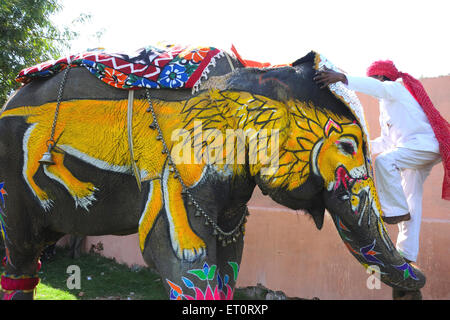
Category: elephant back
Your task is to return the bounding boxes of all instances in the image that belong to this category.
[6,44,243,109]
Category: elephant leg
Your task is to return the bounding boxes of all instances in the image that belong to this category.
[1,229,64,300]
[43,151,97,210]
[165,259,241,300]
[141,204,246,300]
[67,235,84,259]
[1,258,41,300]
[1,239,43,300]
[138,179,163,251]
[166,242,245,300]
[161,166,206,262]
[0,181,65,300]
[144,233,245,300]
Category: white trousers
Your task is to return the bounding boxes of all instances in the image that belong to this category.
[374,147,441,261]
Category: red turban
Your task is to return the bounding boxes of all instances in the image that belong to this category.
[367,60,400,81]
[367,60,450,200]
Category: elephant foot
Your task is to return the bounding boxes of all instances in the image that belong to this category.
[1,274,39,300]
[392,288,422,300]
[1,289,35,300]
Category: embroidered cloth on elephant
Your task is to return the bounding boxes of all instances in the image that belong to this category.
[314,53,374,176]
[16,44,226,90]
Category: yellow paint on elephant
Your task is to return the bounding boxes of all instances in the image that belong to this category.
[350,178,382,217]
[204,91,365,192]
[164,169,207,259]
[266,99,364,191]
[316,122,365,188]
[1,98,209,259]
[355,176,389,239]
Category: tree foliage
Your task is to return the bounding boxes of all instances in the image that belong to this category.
[0,0,82,104]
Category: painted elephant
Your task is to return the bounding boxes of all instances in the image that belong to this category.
[0,49,425,300]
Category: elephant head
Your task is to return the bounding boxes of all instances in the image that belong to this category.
[223,51,425,291]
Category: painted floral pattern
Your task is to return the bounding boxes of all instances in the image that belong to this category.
[0,182,7,207]
[394,262,418,280]
[0,182,7,242]
[166,262,239,300]
[360,240,384,267]
[335,215,420,283]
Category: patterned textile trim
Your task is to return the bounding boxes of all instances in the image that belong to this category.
[16,44,227,90]
[1,274,40,291]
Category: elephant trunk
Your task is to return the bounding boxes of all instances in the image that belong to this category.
[324,168,425,291]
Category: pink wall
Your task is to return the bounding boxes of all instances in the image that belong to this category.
[237,190,449,300]
[237,76,450,299]
[75,76,450,299]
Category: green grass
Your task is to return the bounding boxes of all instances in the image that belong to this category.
[1,247,254,300]
[35,248,168,300]
[35,283,78,300]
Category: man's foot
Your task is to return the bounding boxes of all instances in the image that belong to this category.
[383,213,411,224]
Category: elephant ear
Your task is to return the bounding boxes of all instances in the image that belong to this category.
[308,202,325,230]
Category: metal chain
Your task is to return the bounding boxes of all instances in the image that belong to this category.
[144,89,248,245]
[47,65,72,148]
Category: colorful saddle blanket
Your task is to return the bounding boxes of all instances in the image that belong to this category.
[16,44,227,90]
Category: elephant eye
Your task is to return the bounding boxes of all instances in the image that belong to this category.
[336,138,357,156]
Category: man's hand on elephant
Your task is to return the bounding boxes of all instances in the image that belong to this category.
[313,66,348,89]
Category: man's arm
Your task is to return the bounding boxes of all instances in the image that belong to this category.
[314,67,398,100]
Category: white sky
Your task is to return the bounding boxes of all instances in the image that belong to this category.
[51,0,450,78]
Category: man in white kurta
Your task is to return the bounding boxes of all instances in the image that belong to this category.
[314,66,441,263]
